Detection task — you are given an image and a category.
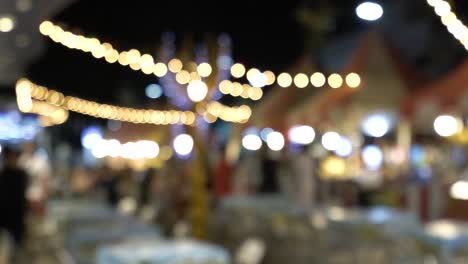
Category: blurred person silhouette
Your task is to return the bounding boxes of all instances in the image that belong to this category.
[139,168,156,207]
[0,146,29,248]
[18,142,51,216]
[213,146,232,198]
[258,148,280,194]
[96,165,119,207]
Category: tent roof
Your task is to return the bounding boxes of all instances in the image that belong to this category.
[402,58,468,115]
[287,30,424,127]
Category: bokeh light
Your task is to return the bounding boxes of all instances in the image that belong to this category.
[173,134,194,156]
[335,137,353,157]
[277,73,292,88]
[288,125,315,145]
[345,73,361,88]
[231,63,246,78]
[81,126,102,149]
[450,181,468,200]
[356,2,384,21]
[0,15,15,33]
[294,73,309,88]
[266,131,285,151]
[145,84,163,99]
[197,62,212,77]
[361,113,393,138]
[260,128,274,142]
[328,73,343,88]
[310,72,326,87]
[242,134,262,151]
[434,115,461,137]
[362,144,384,170]
[321,131,341,151]
[187,80,208,102]
[168,58,183,73]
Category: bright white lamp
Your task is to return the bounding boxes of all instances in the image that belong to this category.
[266,131,285,151]
[434,115,461,137]
[173,134,194,156]
[187,80,208,102]
[321,131,341,151]
[362,145,384,170]
[361,113,392,138]
[356,2,383,21]
[242,134,262,151]
[288,125,315,145]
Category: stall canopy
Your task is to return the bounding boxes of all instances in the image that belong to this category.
[403,58,468,117]
[287,31,424,133]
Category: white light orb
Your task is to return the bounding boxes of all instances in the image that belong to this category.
[434,115,461,137]
[121,142,139,160]
[266,131,285,151]
[356,2,384,21]
[362,145,384,170]
[242,134,262,151]
[81,126,103,149]
[136,140,159,159]
[0,15,15,33]
[187,80,208,102]
[361,113,392,138]
[321,131,341,151]
[173,134,194,156]
[450,180,468,200]
[246,69,267,87]
[91,139,108,159]
[435,1,451,17]
[288,125,315,145]
[335,137,353,157]
[106,139,122,158]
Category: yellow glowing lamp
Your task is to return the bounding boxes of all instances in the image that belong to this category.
[320,156,347,179]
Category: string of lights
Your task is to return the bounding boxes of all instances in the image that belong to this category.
[16,81,69,126]
[16,78,197,125]
[16,78,251,125]
[427,0,468,50]
[39,21,361,94]
[202,101,252,124]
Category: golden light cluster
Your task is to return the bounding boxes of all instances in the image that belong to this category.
[427,0,468,50]
[16,79,196,126]
[65,97,196,125]
[203,101,251,123]
[218,80,263,100]
[16,79,68,126]
[32,101,69,127]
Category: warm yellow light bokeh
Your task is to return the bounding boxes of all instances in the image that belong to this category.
[328,73,343,89]
[294,73,309,88]
[230,63,246,78]
[277,73,292,88]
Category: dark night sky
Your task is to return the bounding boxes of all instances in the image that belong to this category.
[27,0,468,105]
